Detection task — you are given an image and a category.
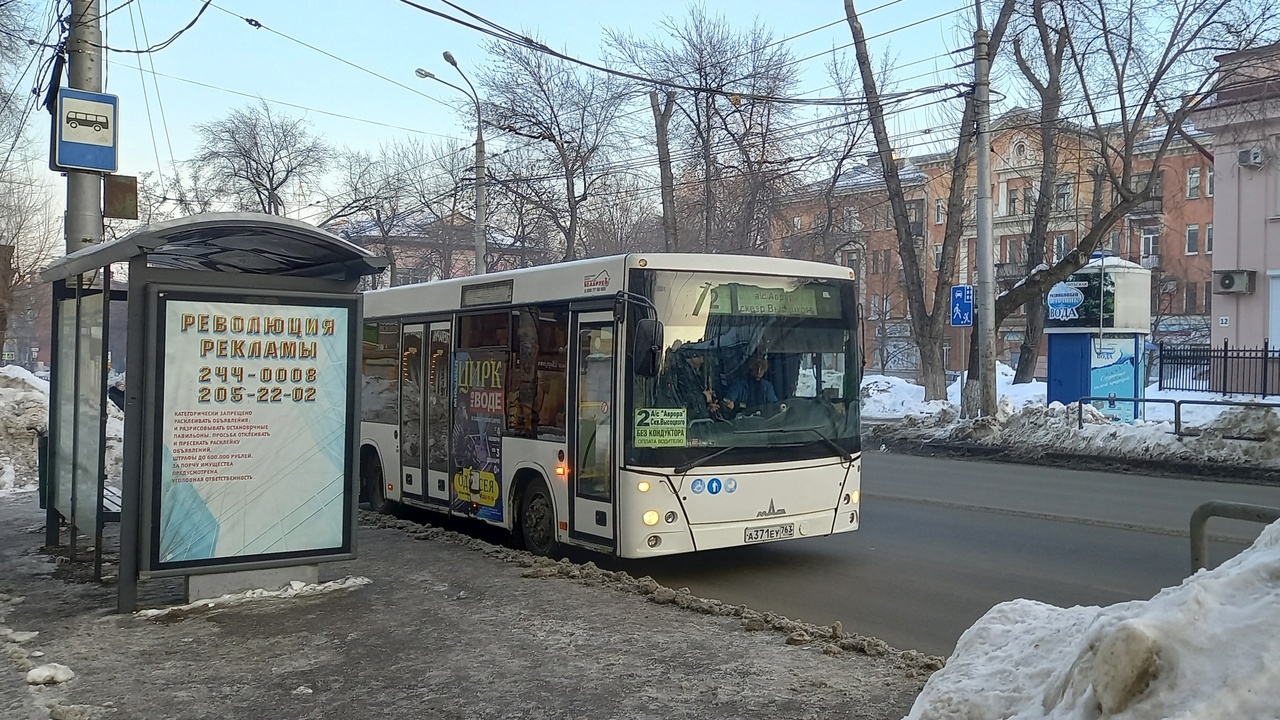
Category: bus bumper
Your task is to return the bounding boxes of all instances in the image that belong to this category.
[690,508,840,552]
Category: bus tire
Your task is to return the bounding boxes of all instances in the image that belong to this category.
[363,452,393,515]
[519,479,559,557]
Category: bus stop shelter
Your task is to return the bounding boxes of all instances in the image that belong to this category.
[40,213,387,612]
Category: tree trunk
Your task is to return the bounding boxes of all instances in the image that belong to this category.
[701,100,715,253]
[0,245,12,356]
[650,91,678,253]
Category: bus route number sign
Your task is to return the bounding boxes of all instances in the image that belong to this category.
[634,408,687,448]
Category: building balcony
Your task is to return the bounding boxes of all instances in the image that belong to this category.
[1140,254,1161,270]
[996,262,1025,279]
[1129,196,1164,216]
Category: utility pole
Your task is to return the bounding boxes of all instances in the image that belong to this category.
[974,4,998,417]
[66,0,104,254]
[442,51,486,275]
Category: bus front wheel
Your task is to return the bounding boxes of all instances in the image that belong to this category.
[519,480,559,556]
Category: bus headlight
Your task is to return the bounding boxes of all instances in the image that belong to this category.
[637,480,651,493]
[851,490,860,505]
[643,510,660,526]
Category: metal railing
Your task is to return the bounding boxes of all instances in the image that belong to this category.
[1190,501,1280,573]
[1076,396,1280,438]
[1159,340,1280,397]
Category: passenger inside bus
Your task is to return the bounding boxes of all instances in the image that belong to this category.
[658,342,721,419]
[722,356,778,415]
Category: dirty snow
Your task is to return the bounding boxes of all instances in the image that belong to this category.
[0,365,125,493]
[906,519,1280,719]
[134,576,373,619]
[875,398,1280,469]
[25,664,74,686]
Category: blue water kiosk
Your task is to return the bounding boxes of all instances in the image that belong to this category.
[1044,253,1152,422]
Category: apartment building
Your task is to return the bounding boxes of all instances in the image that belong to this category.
[773,113,1214,382]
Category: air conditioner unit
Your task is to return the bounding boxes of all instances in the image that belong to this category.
[1213,269,1257,294]
[1238,147,1265,168]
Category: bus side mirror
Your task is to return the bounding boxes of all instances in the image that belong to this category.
[634,319,664,377]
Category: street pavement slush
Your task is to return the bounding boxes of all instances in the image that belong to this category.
[0,498,935,720]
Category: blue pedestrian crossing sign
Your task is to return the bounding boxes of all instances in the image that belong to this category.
[51,88,119,173]
[950,285,974,327]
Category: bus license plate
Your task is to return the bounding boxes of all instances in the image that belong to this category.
[745,523,795,544]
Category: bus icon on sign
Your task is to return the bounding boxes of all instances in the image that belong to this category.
[66,111,109,132]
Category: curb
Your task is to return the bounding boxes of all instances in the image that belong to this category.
[863,429,1280,486]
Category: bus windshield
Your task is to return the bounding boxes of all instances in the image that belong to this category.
[627,269,861,468]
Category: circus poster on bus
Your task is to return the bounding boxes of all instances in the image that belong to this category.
[451,349,505,522]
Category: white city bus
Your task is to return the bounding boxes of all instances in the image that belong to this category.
[359,253,862,557]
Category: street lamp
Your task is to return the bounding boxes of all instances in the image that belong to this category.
[416,51,487,275]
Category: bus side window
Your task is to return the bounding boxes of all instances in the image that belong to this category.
[508,308,569,441]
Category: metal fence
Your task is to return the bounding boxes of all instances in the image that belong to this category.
[1158,340,1280,397]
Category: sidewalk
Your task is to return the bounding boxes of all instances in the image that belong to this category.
[0,496,936,720]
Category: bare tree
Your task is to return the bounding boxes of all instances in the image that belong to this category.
[577,174,664,257]
[845,0,1019,400]
[478,38,629,261]
[0,174,59,356]
[608,6,803,254]
[981,0,1280,400]
[192,100,331,215]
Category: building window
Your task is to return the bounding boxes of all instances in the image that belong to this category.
[1054,182,1072,211]
[844,207,859,231]
[1207,166,1214,197]
[883,295,893,317]
[933,244,943,270]
[1206,223,1213,254]
[1014,141,1028,160]
[1054,233,1070,261]
[1184,282,1198,314]
[872,208,882,231]
[935,198,944,224]
[1008,188,1019,216]
[1186,224,1199,254]
[791,216,802,231]
[1187,167,1201,199]
[870,250,881,275]
[1107,230,1121,255]
[844,251,860,270]
[1141,226,1160,257]
[1204,281,1212,312]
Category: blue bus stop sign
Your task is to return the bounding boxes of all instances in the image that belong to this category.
[950,285,974,327]
[51,88,119,173]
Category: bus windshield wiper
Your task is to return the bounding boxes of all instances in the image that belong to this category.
[743,426,853,464]
[674,446,736,475]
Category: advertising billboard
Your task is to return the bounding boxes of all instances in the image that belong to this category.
[1046,270,1116,329]
[149,293,357,571]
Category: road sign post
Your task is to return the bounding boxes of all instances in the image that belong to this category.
[950,285,974,327]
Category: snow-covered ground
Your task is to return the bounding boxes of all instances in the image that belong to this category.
[906,518,1280,719]
[861,363,1045,420]
[861,368,1280,469]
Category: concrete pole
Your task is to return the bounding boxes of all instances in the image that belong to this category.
[974,24,998,417]
[473,122,486,275]
[66,0,104,254]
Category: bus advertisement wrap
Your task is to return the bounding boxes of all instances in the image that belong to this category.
[451,350,505,522]
[156,299,350,565]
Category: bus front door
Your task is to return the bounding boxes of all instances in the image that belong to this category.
[569,312,616,547]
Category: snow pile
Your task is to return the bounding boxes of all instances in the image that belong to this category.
[861,375,928,419]
[905,519,1280,719]
[859,364,1045,421]
[1141,385,1280,425]
[136,575,372,619]
[26,663,75,685]
[878,399,1280,468]
[0,366,51,492]
[0,365,126,492]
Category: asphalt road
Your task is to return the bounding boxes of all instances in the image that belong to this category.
[626,453,1280,657]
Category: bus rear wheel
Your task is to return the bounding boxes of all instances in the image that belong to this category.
[364,454,393,515]
[519,480,559,556]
